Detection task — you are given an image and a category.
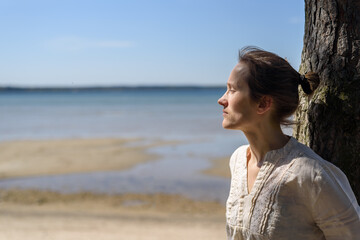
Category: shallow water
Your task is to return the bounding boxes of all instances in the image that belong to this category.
[0,135,246,203]
[0,88,248,202]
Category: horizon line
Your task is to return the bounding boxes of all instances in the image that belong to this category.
[0,85,226,92]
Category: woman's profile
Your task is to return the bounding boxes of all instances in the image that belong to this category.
[218,47,360,239]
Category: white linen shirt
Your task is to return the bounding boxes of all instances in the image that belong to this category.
[226,137,360,240]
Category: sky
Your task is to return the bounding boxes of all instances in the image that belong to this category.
[0,0,305,87]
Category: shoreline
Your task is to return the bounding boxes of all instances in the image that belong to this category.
[202,156,231,178]
[0,136,231,181]
[0,137,231,200]
[0,138,230,239]
[0,138,165,179]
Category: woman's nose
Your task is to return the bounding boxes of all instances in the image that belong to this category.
[218,95,228,107]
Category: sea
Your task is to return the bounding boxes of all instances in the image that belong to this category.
[0,87,250,203]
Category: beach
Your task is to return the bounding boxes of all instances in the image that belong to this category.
[0,138,229,239]
[0,138,166,178]
[0,189,226,240]
[203,157,231,178]
[0,137,231,179]
[0,88,240,239]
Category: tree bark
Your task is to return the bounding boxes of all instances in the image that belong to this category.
[294,0,360,200]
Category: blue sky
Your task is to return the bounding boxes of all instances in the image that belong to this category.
[0,0,305,87]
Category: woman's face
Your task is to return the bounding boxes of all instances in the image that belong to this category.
[218,62,259,131]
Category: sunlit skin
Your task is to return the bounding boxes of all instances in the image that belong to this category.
[218,62,289,193]
[217,63,259,131]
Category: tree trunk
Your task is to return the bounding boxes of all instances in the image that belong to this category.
[294,0,360,200]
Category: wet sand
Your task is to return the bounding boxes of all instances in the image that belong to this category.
[0,138,161,178]
[202,156,231,178]
[0,138,229,239]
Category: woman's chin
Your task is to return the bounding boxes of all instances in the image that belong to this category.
[222,121,235,130]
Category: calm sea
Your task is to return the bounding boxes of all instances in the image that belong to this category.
[0,87,248,203]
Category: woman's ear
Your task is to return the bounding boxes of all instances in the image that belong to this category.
[257,96,273,115]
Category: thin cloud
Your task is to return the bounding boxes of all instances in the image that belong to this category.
[289,16,303,24]
[45,36,134,51]
[94,41,133,48]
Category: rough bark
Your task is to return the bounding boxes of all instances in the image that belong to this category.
[294,0,360,200]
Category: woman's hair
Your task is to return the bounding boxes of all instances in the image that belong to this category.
[238,46,320,125]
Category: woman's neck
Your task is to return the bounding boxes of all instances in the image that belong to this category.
[243,123,289,166]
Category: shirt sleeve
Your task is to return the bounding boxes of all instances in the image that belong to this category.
[311,161,360,240]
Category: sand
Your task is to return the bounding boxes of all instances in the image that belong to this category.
[202,156,231,178]
[0,137,230,179]
[0,138,163,178]
[0,138,227,239]
[0,189,226,240]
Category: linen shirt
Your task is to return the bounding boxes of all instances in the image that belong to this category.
[226,137,360,240]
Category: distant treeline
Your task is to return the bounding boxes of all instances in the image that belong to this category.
[0,86,225,93]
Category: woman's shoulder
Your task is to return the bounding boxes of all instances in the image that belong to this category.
[289,140,360,236]
[289,138,353,192]
[290,139,340,174]
[288,138,359,210]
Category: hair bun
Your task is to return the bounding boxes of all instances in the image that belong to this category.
[299,72,320,95]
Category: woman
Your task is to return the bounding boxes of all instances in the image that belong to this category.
[218,47,359,239]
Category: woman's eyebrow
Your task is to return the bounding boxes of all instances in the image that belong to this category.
[227,82,238,89]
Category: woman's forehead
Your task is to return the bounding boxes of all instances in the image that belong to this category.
[228,62,249,85]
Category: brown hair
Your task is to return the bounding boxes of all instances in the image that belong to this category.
[238,46,319,125]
